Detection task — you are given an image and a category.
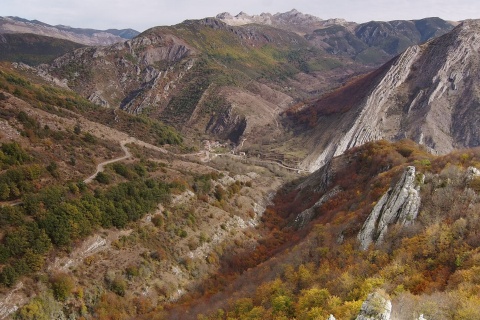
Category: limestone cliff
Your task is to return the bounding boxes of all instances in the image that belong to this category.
[358,166,423,250]
[298,20,480,172]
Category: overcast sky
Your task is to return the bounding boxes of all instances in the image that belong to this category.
[2,0,479,31]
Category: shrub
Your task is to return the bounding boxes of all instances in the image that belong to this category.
[468,177,480,192]
[95,172,110,184]
[109,276,127,296]
[50,273,74,301]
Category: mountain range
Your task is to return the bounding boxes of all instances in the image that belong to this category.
[28,13,456,165]
[290,19,480,171]
[0,9,480,320]
[0,16,139,46]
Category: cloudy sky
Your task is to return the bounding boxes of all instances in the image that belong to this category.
[2,0,479,31]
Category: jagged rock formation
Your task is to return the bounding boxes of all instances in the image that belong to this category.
[358,166,423,250]
[295,20,480,172]
[206,106,247,144]
[216,9,349,34]
[0,16,139,46]
[356,291,392,320]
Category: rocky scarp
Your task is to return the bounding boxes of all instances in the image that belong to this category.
[297,20,480,172]
[358,166,423,250]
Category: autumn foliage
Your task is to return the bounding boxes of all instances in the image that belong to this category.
[192,141,480,319]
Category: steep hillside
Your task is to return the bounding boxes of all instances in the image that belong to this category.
[36,17,350,153]
[306,17,454,65]
[0,63,297,320]
[0,13,479,320]
[0,16,139,46]
[26,13,455,170]
[289,19,480,172]
[0,33,84,65]
[168,140,480,319]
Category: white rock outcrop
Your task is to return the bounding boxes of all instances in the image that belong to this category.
[465,166,480,181]
[358,166,423,250]
[356,291,392,320]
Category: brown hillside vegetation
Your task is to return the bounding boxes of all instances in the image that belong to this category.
[286,58,394,128]
[165,140,480,319]
[0,63,297,320]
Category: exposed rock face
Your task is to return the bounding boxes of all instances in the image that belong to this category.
[293,186,342,228]
[0,16,139,46]
[206,106,247,144]
[216,9,346,34]
[36,18,301,143]
[41,32,196,117]
[358,166,422,250]
[466,166,480,181]
[88,91,110,107]
[298,20,480,172]
[356,291,392,320]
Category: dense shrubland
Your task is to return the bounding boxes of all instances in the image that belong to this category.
[0,163,173,287]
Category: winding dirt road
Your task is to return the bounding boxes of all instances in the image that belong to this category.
[83,138,134,183]
[83,137,169,184]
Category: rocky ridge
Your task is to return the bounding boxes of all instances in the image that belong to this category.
[218,11,453,64]
[216,9,351,34]
[34,17,339,148]
[297,20,480,172]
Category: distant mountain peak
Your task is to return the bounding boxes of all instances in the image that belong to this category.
[236,11,249,17]
[287,8,300,14]
[216,9,348,34]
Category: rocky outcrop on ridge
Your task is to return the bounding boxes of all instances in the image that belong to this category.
[297,20,480,172]
[358,166,423,250]
[216,9,350,34]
